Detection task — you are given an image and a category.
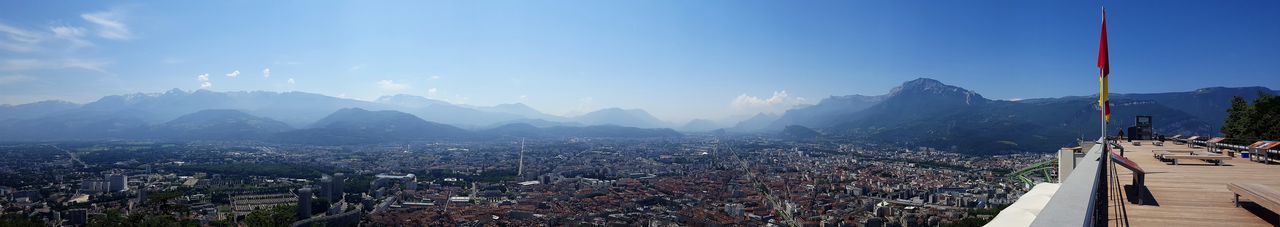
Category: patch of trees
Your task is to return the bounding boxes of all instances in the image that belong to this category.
[343,174,375,195]
[176,163,324,179]
[145,191,185,206]
[309,198,331,216]
[244,205,298,227]
[86,210,201,227]
[1222,94,1280,144]
[0,214,42,227]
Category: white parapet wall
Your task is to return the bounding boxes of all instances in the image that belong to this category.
[985,182,1062,227]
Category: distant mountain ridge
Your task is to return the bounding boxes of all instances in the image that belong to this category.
[274,108,472,144]
[78,89,386,127]
[0,89,676,130]
[679,119,721,132]
[477,103,568,122]
[483,123,682,139]
[0,100,81,121]
[762,78,1276,154]
[0,90,687,142]
[768,94,883,130]
[372,94,535,127]
[0,81,1274,153]
[149,109,294,140]
[0,105,684,143]
[573,108,669,128]
[730,113,780,132]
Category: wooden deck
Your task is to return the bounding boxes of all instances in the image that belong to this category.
[1110,140,1280,226]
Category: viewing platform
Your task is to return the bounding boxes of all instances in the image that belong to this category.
[1111,140,1280,226]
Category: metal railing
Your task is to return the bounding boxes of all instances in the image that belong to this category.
[1030,138,1108,227]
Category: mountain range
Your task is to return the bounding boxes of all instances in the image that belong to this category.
[767,78,1277,154]
[0,90,684,142]
[148,109,294,140]
[0,78,1274,154]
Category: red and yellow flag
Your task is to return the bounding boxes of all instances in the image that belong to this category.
[1098,10,1111,122]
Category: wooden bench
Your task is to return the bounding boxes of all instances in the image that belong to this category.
[1153,150,1172,159]
[1162,154,1232,165]
[1112,152,1148,204]
[1153,150,1194,160]
[1228,183,1280,225]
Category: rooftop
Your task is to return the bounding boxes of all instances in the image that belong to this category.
[1111,140,1280,226]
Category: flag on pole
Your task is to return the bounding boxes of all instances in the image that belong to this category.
[1098,10,1111,122]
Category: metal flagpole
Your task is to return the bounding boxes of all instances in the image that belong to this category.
[1099,6,1108,147]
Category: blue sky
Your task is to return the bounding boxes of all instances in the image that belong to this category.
[1,1,1277,122]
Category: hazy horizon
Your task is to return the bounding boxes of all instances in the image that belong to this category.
[3,1,1278,122]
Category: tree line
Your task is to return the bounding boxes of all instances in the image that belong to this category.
[1222,93,1280,144]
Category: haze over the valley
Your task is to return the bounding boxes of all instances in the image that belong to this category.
[2,1,1278,124]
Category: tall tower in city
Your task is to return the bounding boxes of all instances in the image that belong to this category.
[296,187,312,220]
[518,138,525,178]
[332,173,345,202]
[471,182,479,199]
[318,175,333,202]
[108,174,127,192]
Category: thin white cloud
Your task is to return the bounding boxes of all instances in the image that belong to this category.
[377,80,410,92]
[427,87,438,97]
[262,68,270,78]
[349,64,366,71]
[731,90,793,109]
[430,75,441,80]
[1,58,109,73]
[0,23,40,43]
[518,95,528,101]
[49,26,91,48]
[197,73,211,89]
[287,78,296,85]
[81,9,132,40]
[0,59,44,71]
[225,70,240,78]
[0,22,43,52]
[728,90,810,116]
[0,12,126,74]
[60,58,110,73]
[0,75,36,85]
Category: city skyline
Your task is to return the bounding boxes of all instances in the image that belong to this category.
[2,1,1278,122]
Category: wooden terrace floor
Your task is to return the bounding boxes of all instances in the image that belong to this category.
[1109,140,1280,227]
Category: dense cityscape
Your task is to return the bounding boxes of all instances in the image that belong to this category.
[0,137,1051,226]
